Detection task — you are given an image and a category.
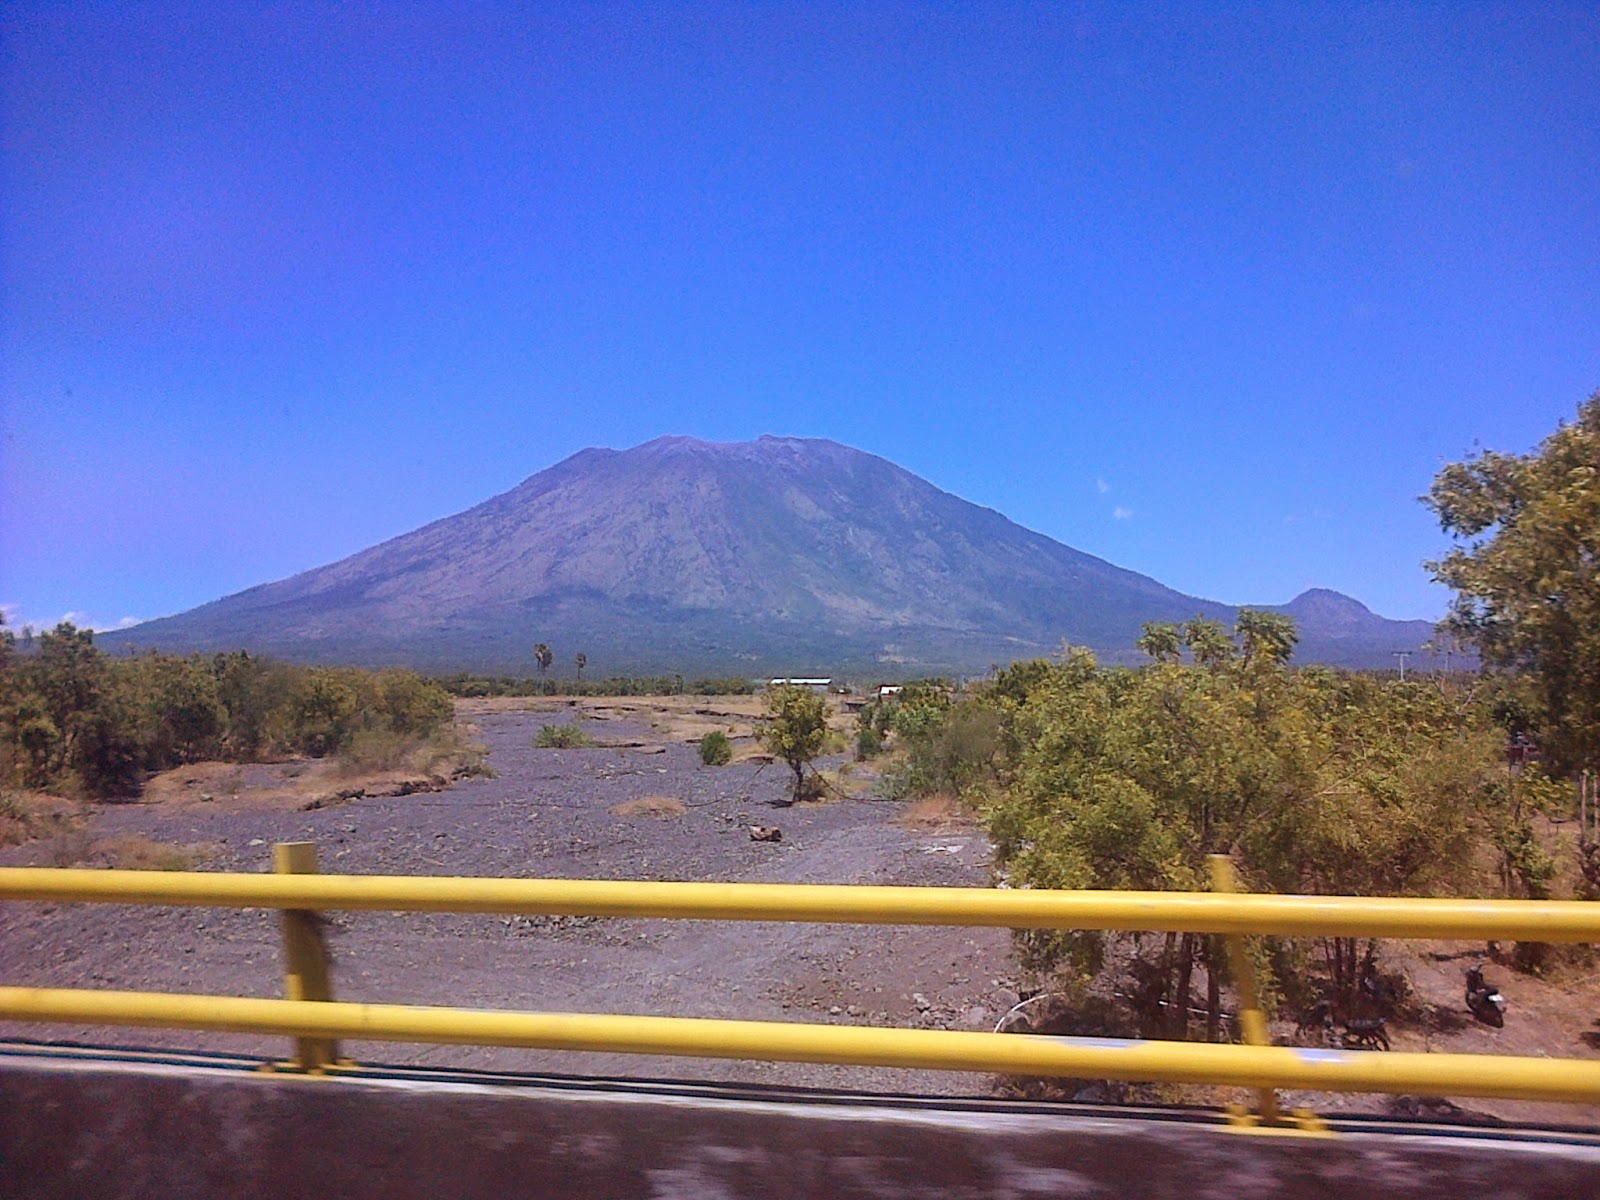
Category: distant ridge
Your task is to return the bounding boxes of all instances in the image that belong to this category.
[106,436,1436,675]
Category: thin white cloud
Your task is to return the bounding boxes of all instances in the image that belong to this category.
[1096,478,1111,494]
[0,606,143,634]
[1112,506,1134,520]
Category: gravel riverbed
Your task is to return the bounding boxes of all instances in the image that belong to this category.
[0,708,1018,1095]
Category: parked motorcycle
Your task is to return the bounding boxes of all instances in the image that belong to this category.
[1465,964,1507,1028]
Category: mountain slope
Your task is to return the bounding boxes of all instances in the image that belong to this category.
[107,436,1434,674]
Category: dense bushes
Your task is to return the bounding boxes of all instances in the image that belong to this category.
[875,620,1566,1033]
[0,621,458,799]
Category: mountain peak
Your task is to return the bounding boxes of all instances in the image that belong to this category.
[106,438,1436,674]
[1282,588,1374,618]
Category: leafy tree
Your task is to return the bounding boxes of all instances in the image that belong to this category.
[131,655,225,768]
[211,651,290,758]
[371,669,454,736]
[888,680,952,741]
[760,685,829,804]
[987,658,1055,707]
[1234,609,1299,668]
[1427,391,1600,776]
[33,623,106,772]
[69,692,144,797]
[280,668,360,756]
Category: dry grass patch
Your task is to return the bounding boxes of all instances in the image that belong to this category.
[0,791,79,849]
[806,767,866,805]
[611,795,688,819]
[49,833,221,871]
[893,794,973,831]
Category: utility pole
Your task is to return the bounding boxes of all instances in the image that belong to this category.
[1392,650,1411,681]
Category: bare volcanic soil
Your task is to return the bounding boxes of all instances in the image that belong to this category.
[0,704,1016,1095]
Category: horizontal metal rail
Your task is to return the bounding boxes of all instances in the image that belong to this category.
[6,857,1598,1120]
[4,868,1600,942]
[5,986,1599,1105]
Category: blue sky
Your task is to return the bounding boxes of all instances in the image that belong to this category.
[2,2,1596,634]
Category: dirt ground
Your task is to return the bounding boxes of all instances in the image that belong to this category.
[2,697,1598,1127]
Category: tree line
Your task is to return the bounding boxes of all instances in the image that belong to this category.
[438,672,756,697]
[0,621,457,800]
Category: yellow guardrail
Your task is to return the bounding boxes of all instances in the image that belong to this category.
[4,988,1598,1106]
[2,846,1597,1132]
[5,866,1599,940]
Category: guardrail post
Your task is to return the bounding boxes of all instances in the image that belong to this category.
[274,841,340,1072]
[1208,855,1328,1136]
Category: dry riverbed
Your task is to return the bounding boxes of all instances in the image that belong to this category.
[0,701,1016,1095]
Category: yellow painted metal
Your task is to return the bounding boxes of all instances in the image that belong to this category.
[4,868,1599,942]
[3,986,1599,1106]
[1209,856,1281,1127]
[274,842,338,1072]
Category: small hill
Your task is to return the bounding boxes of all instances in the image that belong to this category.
[105,436,1435,674]
[1272,589,1438,671]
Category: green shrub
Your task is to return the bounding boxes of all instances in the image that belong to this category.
[855,725,883,761]
[534,723,597,749]
[698,730,733,765]
[280,668,360,757]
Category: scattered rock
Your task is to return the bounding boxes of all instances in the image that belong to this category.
[1388,1095,1508,1126]
[748,825,783,843]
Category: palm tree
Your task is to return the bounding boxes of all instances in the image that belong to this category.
[533,643,553,682]
[575,652,587,681]
[1234,609,1299,668]
[1136,621,1182,663]
[1181,618,1235,670]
